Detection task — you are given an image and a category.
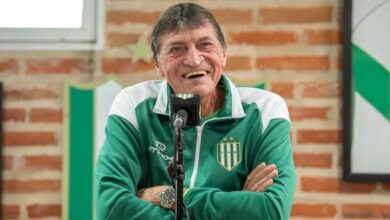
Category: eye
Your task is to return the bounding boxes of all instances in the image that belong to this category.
[201,42,212,48]
[169,45,184,54]
[199,41,214,51]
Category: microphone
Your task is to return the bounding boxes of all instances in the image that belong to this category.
[173,109,188,128]
[170,94,200,127]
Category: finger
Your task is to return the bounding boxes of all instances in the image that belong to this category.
[254,179,273,192]
[245,164,276,190]
[244,165,271,191]
[250,169,278,192]
[244,163,270,190]
[254,168,278,189]
[244,164,277,191]
[243,162,266,189]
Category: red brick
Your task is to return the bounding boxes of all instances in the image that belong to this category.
[26,59,84,74]
[297,129,341,144]
[27,204,61,218]
[4,132,57,146]
[291,203,336,217]
[107,33,140,48]
[383,206,390,218]
[257,56,329,71]
[4,108,26,122]
[5,88,59,100]
[260,7,332,24]
[336,57,344,70]
[305,29,341,45]
[225,56,251,71]
[229,31,297,45]
[102,58,154,74]
[107,10,161,25]
[294,153,332,168]
[289,106,330,120]
[271,82,294,98]
[0,58,18,73]
[2,155,13,170]
[383,183,390,191]
[211,9,253,25]
[342,204,390,218]
[300,82,340,98]
[302,177,376,193]
[24,155,62,170]
[2,205,20,219]
[30,108,62,123]
[3,180,61,193]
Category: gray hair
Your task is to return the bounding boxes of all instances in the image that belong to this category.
[151,3,226,62]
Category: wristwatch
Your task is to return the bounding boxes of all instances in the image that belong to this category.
[160,186,176,209]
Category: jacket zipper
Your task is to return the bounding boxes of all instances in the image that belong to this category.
[188,117,233,188]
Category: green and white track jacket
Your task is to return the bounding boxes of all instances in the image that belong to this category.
[96,75,296,220]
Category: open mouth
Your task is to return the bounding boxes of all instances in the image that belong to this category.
[183,70,208,79]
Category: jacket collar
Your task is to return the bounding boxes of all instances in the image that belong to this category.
[153,74,245,119]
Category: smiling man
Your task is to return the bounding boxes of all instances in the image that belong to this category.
[96,3,296,220]
[154,15,227,118]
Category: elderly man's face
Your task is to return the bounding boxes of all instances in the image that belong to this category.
[155,22,227,96]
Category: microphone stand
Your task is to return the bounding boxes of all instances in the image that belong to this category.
[169,94,200,220]
[168,122,185,220]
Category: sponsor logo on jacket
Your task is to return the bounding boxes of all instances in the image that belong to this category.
[148,140,173,162]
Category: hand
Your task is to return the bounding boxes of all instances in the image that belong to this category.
[242,162,278,192]
[137,186,188,211]
[137,186,170,206]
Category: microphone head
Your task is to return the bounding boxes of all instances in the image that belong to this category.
[170,94,200,127]
[173,109,187,128]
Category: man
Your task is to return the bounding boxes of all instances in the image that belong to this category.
[96,3,295,220]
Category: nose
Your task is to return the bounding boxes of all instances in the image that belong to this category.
[183,46,202,67]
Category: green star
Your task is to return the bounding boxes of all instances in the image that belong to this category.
[128,37,151,63]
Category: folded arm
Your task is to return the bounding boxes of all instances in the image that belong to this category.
[183,119,296,220]
[137,162,278,210]
[96,116,174,220]
[136,119,295,220]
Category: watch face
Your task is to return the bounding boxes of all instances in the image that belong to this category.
[160,187,176,209]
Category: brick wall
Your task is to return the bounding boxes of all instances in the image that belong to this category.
[1,0,390,219]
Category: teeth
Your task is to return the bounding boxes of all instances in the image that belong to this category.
[184,70,207,78]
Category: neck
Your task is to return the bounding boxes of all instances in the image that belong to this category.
[200,87,224,118]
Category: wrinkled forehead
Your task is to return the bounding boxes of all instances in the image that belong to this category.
[158,22,219,45]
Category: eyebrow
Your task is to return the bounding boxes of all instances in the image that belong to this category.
[198,36,214,42]
[166,36,215,47]
[166,41,184,48]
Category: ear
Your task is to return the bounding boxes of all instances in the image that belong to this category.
[222,50,227,67]
[155,63,164,77]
